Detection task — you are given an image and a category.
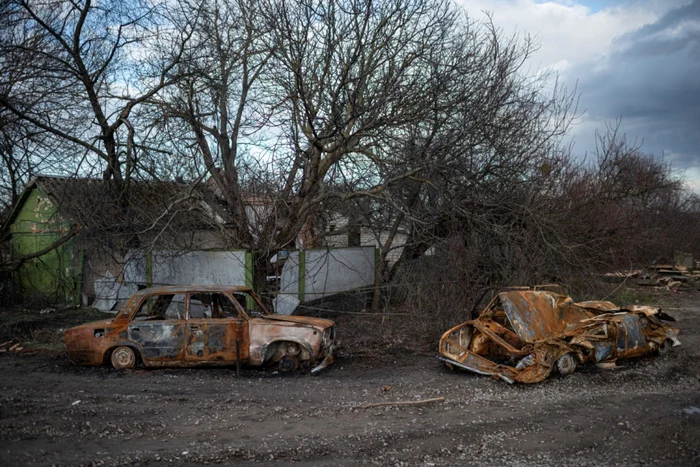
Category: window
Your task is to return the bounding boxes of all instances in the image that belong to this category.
[188,293,240,319]
[134,294,185,320]
[165,294,185,319]
[232,292,248,312]
[213,294,238,318]
[232,291,267,316]
[188,294,211,319]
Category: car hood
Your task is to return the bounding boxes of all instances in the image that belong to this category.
[499,291,593,343]
[261,314,334,329]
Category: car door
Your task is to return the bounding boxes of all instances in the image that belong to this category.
[184,292,246,364]
[127,293,187,365]
[614,314,648,359]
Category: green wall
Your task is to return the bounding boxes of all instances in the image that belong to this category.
[9,187,77,303]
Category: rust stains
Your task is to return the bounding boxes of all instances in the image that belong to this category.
[65,285,336,372]
[439,287,680,384]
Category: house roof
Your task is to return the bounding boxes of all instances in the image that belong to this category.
[3,175,233,236]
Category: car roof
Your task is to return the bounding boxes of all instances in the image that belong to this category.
[132,285,253,297]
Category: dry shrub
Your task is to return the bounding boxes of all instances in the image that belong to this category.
[387,238,498,341]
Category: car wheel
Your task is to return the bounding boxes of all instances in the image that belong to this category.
[279,355,299,372]
[658,339,673,356]
[111,346,136,369]
[556,353,576,376]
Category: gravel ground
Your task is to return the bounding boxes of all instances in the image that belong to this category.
[1,290,699,466]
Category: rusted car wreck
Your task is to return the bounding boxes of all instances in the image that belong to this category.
[439,287,680,383]
[65,285,336,373]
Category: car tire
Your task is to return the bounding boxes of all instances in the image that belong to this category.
[279,355,299,372]
[658,339,673,356]
[556,353,576,376]
[111,346,136,369]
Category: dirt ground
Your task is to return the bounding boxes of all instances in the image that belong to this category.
[1,288,699,466]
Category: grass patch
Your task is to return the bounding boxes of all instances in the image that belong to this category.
[606,286,667,307]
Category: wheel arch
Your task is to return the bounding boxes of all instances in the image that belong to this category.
[261,339,314,365]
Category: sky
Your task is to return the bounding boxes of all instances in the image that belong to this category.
[455,0,700,190]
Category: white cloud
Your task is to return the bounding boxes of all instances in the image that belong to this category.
[454,0,687,70]
[453,0,700,193]
[679,167,700,193]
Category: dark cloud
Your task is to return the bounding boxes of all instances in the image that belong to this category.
[572,0,700,166]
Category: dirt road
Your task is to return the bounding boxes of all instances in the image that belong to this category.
[1,292,699,466]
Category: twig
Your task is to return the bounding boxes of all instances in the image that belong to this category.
[602,263,635,301]
[360,397,445,409]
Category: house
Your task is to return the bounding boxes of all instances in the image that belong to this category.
[3,176,233,304]
[4,175,409,309]
[319,210,409,265]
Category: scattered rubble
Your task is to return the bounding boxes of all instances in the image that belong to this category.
[0,340,25,353]
[638,263,700,289]
[602,253,700,290]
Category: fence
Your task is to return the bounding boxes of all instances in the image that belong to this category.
[90,247,376,314]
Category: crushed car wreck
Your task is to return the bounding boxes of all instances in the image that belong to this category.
[439,287,680,383]
[65,285,336,373]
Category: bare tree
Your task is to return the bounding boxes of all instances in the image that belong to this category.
[150,0,581,300]
[0,0,193,191]
[152,0,271,247]
[260,0,461,248]
[4,0,698,317]
[153,0,478,286]
[548,123,686,271]
[345,15,579,308]
[0,117,34,213]
[0,2,70,213]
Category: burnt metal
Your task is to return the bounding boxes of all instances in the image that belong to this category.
[236,338,241,376]
[65,285,337,373]
[439,287,681,384]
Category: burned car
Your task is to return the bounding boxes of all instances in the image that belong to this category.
[439,287,680,383]
[65,285,336,373]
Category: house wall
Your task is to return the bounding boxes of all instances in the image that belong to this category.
[324,226,407,265]
[9,187,77,303]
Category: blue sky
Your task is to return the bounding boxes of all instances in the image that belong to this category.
[456,0,700,190]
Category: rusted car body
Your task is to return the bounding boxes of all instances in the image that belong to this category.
[65,285,336,373]
[439,287,680,383]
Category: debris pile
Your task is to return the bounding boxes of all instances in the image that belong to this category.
[637,263,700,289]
[601,252,700,289]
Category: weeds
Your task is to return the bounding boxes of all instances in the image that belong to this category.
[606,286,669,307]
[0,307,110,353]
